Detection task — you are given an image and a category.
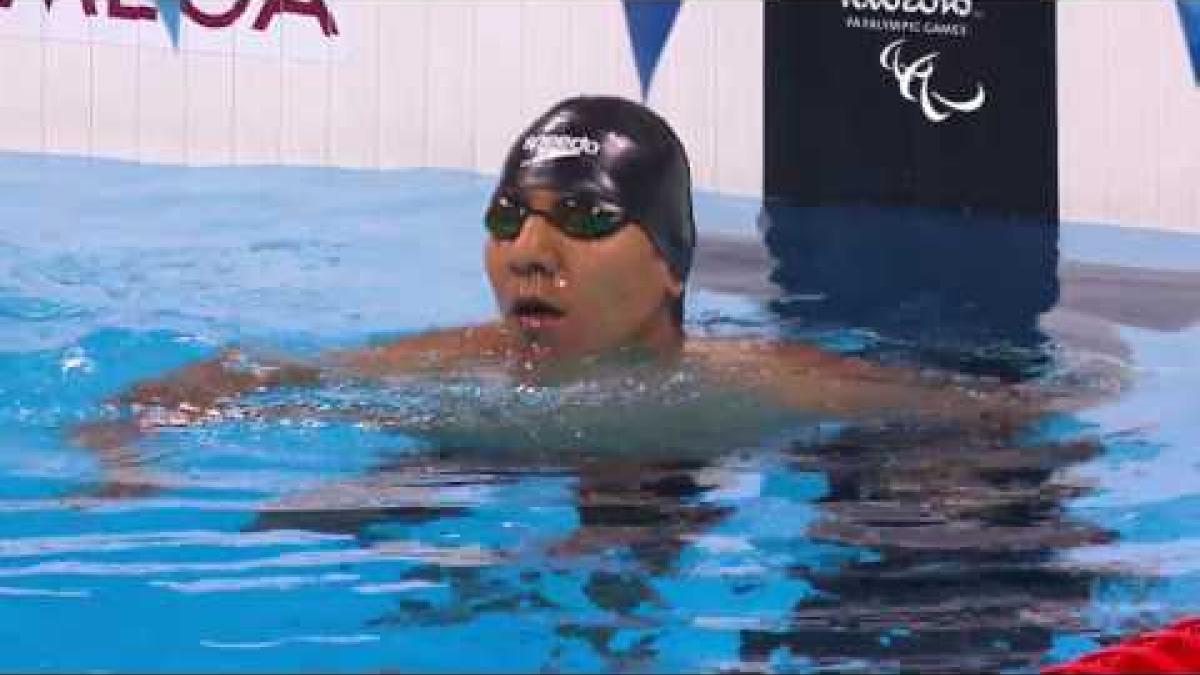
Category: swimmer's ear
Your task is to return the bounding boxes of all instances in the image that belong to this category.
[636,220,684,298]
[653,255,683,298]
[664,270,683,299]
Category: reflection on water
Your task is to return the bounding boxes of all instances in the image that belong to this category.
[768,425,1108,671]
[227,414,1110,672]
[761,203,1059,381]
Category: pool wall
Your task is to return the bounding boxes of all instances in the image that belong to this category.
[0,0,1195,232]
[1058,0,1198,234]
[0,0,763,198]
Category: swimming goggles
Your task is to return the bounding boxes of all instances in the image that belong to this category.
[484,193,630,240]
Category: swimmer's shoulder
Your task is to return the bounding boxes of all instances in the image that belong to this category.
[327,323,513,377]
[684,336,1109,427]
[684,336,875,376]
[684,336,987,418]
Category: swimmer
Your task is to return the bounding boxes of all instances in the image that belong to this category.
[72,96,1083,491]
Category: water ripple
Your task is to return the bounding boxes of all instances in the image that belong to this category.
[150,573,360,594]
[0,529,351,559]
[0,541,499,579]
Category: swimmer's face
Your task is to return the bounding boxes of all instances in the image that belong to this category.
[484,188,683,359]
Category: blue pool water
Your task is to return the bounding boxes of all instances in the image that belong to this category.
[1,154,1198,672]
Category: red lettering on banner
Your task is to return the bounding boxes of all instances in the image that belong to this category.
[31,0,100,14]
[0,0,340,39]
[252,0,338,37]
[183,0,249,29]
[108,0,156,21]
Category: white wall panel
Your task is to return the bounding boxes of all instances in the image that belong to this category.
[426,2,476,169]
[0,0,42,40]
[232,0,284,61]
[184,51,234,164]
[184,0,236,56]
[1153,3,1200,234]
[377,2,429,168]
[279,13,331,166]
[520,1,573,123]
[41,0,94,158]
[0,37,44,153]
[473,2,525,174]
[649,1,718,192]
[180,8,235,165]
[1058,0,1200,233]
[231,54,282,165]
[329,0,379,168]
[1104,3,1161,226]
[231,2,283,165]
[41,0,92,43]
[135,2,173,51]
[89,0,145,47]
[90,41,139,160]
[280,59,330,165]
[42,39,92,156]
[1056,1,1105,225]
[711,0,762,197]
[568,0,638,101]
[136,22,185,163]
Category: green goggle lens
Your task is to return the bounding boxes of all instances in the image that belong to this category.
[484,205,524,239]
[484,197,626,241]
[558,208,622,238]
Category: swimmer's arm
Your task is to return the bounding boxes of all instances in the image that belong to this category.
[327,324,509,377]
[69,347,322,497]
[78,324,503,440]
[70,325,505,496]
[69,325,504,493]
[695,340,1040,427]
[124,348,321,413]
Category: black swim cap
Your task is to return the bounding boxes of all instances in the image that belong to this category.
[493,96,696,282]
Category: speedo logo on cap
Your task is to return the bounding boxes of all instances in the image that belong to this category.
[520,134,601,167]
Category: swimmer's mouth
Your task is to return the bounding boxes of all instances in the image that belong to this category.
[510,297,566,328]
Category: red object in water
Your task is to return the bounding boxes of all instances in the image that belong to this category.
[1044,617,1200,674]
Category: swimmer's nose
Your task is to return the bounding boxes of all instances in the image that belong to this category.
[507,214,561,278]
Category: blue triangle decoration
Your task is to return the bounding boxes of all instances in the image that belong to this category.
[622,0,682,99]
[155,0,182,49]
[1180,0,1200,84]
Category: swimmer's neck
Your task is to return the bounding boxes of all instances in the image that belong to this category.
[508,329,685,385]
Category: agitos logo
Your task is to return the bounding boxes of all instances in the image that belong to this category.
[879,39,986,122]
[0,0,339,42]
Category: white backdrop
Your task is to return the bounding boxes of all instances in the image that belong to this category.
[1058,0,1199,234]
[0,0,762,196]
[0,0,1195,233]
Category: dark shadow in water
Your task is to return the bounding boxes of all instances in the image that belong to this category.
[760,202,1060,381]
[243,420,1114,672]
[739,425,1112,672]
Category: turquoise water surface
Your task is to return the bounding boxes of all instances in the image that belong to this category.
[0,154,1198,672]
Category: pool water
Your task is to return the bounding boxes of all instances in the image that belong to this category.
[1,154,1198,673]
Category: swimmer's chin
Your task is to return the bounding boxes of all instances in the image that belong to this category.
[507,327,579,365]
[492,317,681,373]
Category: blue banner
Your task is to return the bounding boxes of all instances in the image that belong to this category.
[622,1,682,99]
[154,0,182,47]
[1182,0,1200,83]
